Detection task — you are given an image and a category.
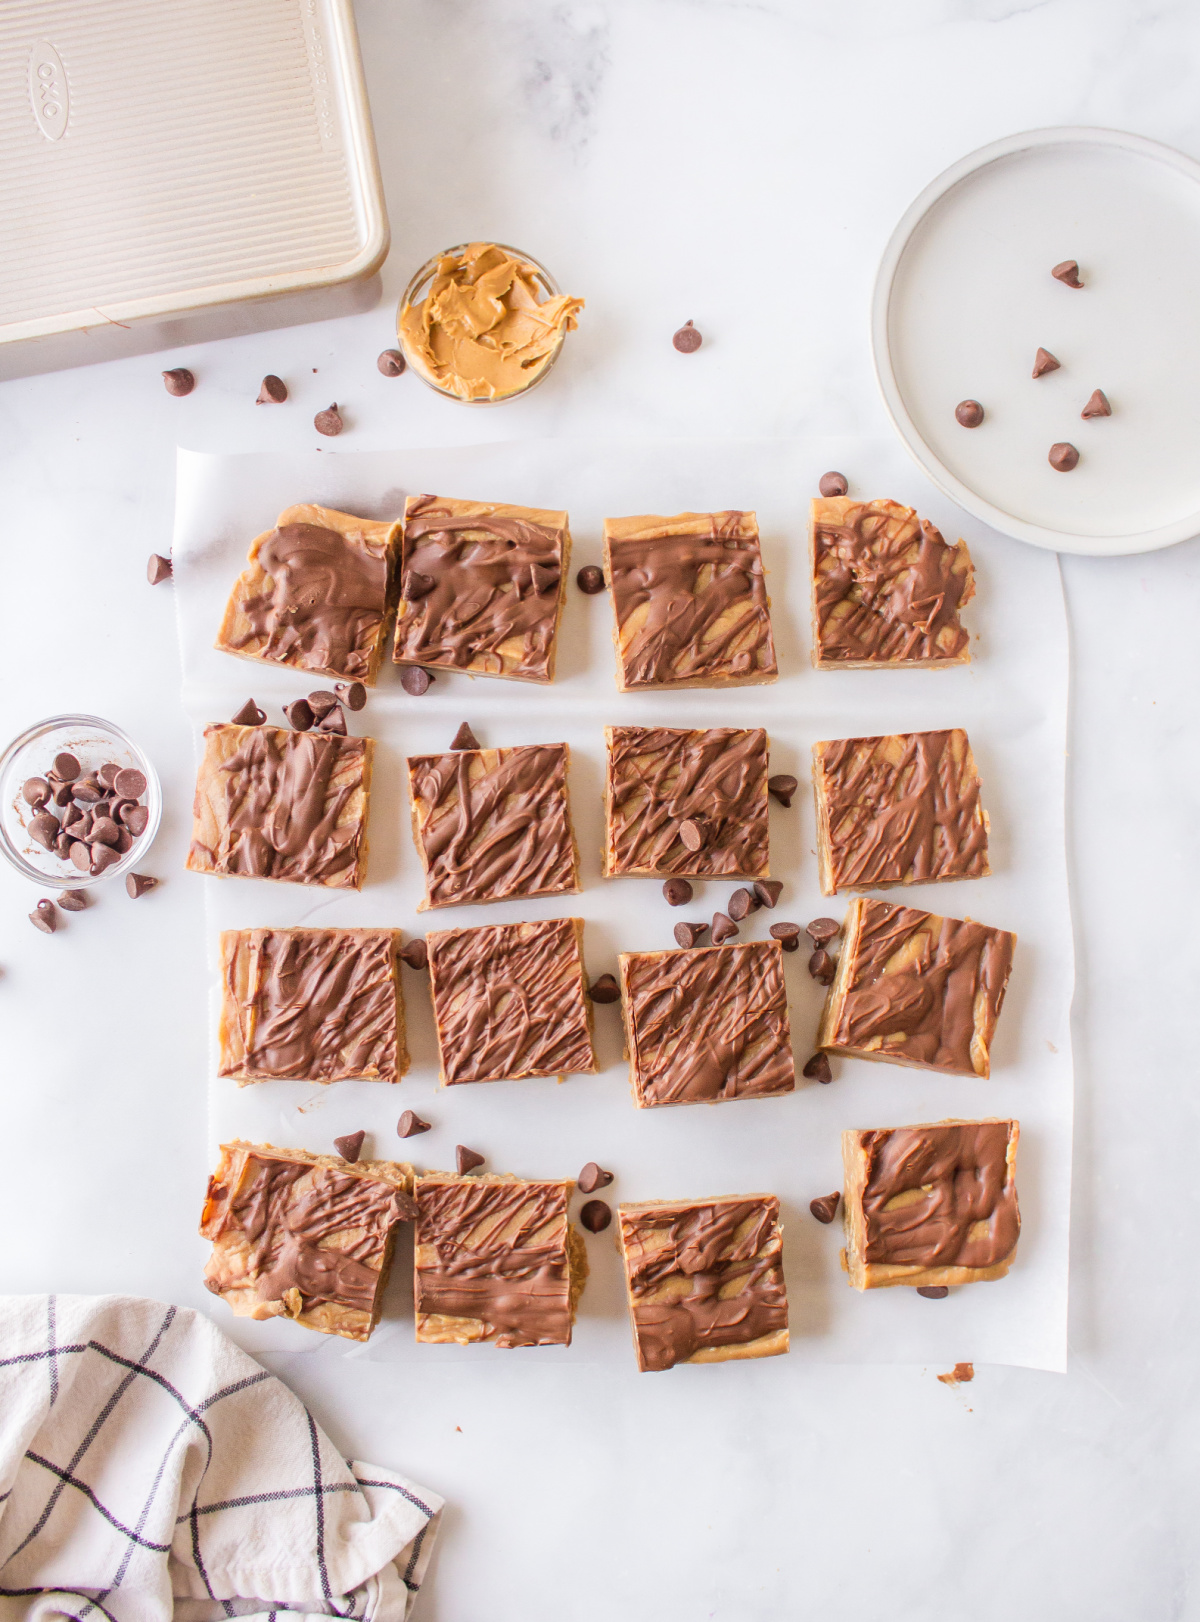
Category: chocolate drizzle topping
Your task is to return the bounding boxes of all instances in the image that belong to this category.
[859,1122,1019,1270]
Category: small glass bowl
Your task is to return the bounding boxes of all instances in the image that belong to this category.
[397,242,569,404]
[0,714,162,890]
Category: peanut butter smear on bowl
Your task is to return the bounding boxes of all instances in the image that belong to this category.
[398,243,584,402]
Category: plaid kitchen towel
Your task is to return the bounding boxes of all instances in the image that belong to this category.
[0,1296,442,1622]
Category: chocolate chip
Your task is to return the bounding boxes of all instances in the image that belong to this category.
[317,705,347,735]
[29,812,60,850]
[808,948,836,984]
[54,833,74,858]
[399,938,428,970]
[711,911,739,946]
[672,320,702,353]
[809,1191,840,1223]
[58,889,88,911]
[334,1130,365,1163]
[115,829,133,854]
[768,774,797,808]
[955,399,985,428]
[451,722,480,751]
[314,402,343,436]
[456,1145,485,1175]
[70,842,93,871]
[1052,259,1083,288]
[256,374,288,404]
[1049,441,1079,471]
[231,699,265,726]
[90,817,120,848]
[769,921,802,942]
[52,783,73,807]
[917,1285,950,1299]
[122,805,149,837]
[806,916,839,947]
[819,471,848,497]
[285,699,315,731]
[126,873,158,898]
[307,690,340,717]
[802,1052,833,1084]
[22,778,49,807]
[580,1199,612,1233]
[378,348,407,377]
[663,877,693,907]
[97,763,121,790]
[402,570,435,601]
[1032,347,1060,378]
[61,802,83,831]
[576,565,605,594]
[674,921,709,948]
[397,1110,431,1138]
[30,899,57,934]
[1081,389,1111,419]
[529,563,560,596]
[162,368,195,396]
[147,553,173,585]
[400,667,434,696]
[334,681,367,712]
[678,818,706,852]
[53,753,80,782]
[90,845,121,875]
[588,973,621,1004]
[114,768,147,799]
[727,887,759,922]
[72,779,102,803]
[577,1162,614,1193]
[753,880,783,909]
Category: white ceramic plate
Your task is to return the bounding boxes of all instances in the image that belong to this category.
[873,127,1200,555]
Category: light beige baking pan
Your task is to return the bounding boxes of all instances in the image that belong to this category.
[0,0,390,379]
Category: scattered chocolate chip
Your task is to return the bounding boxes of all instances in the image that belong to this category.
[307,690,340,717]
[58,889,88,911]
[53,753,80,782]
[577,1162,614,1194]
[802,1052,833,1084]
[451,722,480,751]
[317,705,347,735]
[29,813,60,850]
[767,774,797,808]
[806,917,839,947]
[529,563,560,596]
[334,1130,365,1163]
[378,348,407,376]
[1081,388,1111,419]
[1051,259,1083,288]
[1032,347,1060,378]
[588,973,621,1004]
[711,911,739,946]
[314,402,343,436]
[30,899,57,933]
[402,570,435,601]
[456,1145,485,1175]
[818,471,848,498]
[231,698,265,726]
[336,681,367,711]
[917,1285,950,1299]
[162,368,195,396]
[256,374,288,404]
[769,921,802,943]
[955,399,985,428]
[1049,441,1079,472]
[753,880,783,909]
[90,817,120,848]
[399,938,428,970]
[90,845,121,875]
[808,948,836,985]
[663,877,693,907]
[22,778,49,807]
[147,553,173,585]
[678,818,706,853]
[809,1191,840,1223]
[113,768,147,799]
[122,805,149,837]
[126,873,158,898]
[70,842,93,871]
[727,887,759,922]
[97,763,121,790]
[285,699,315,731]
[674,921,709,948]
[576,564,605,594]
[580,1199,612,1233]
[672,320,702,353]
[397,1110,432,1138]
[400,667,434,696]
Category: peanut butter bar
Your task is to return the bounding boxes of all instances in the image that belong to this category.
[604,726,769,879]
[604,510,778,690]
[186,723,372,889]
[427,917,596,1085]
[200,1141,415,1341]
[841,1119,1020,1290]
[619,939,795,1107]
[818,897,1015,1077]
[810,497,974,669]
[407,742,579,909]
[218,928,407,1084]
[215,504,398,684]
[617,1195,789,1370]
[394,495,570,683]
[812,728,989,895]
[414,1173,586,1347]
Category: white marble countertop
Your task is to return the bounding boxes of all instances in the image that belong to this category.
[2,2,1198,1617]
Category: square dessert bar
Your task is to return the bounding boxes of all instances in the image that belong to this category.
[394,494,570,683]
[413,1173,586,1347]
[200,1141,416,1342]
[215,503,399,684]
[407,741,579,909]
[812,728,990,895]
[186,723,372,889]
[218,928,407,1085]
[604,726,770,880]
[841,1119,1020,1290]
[818,897,1016,1078]
[616,1195,789,1371]
[604,510,778,690]
[810,496,974,669]
[426,917,596,1085]
[619,939,795,1107]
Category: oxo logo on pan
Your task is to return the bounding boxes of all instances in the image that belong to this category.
[29,41,68,142]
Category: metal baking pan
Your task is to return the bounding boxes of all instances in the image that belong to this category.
[0,0,389,379]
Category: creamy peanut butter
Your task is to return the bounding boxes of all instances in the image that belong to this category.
[398,242,583,402]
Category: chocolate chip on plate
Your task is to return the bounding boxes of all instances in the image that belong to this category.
[335,681,367,711]
[451,722,480,751]
[809,1191,840,1223]
[1032,347,1060,378]
[576,564,605,594]
[1049,441,1079,472]
[147,553,173,585]
[307,690,340,717]
[58,889,88,911]
[126,873,158,899]
[1051,259,1083,288]
[663,877,693,907]
[672,320,702,353]
[30,898,58,934]
[577,1162,614,1193]
[806,916,839,947]
[588,973,621,1004]
[917,1285,950,1299]
[314,402,343,436]
[399,939,428,970]
[22,778,49,807]
[767,774,797,808]
[122,805,149,837]
[580,1199,612,1233]
[678,818,706,852]
[753,879,783,909]
[162,368,195,396]
[285,698,315,731]
[673,921,709,949]
[378,348,407,376]
[231,698,266,726]
[819,471,848,497]
[808,949,836,984]
[397,1110,431,1138]
[53,753,80,782]
[256,374,288,404]
[955,399,984,428]
[711,911,739,946]
[334,1130,365,1163]
[1081,388,1112,419]
[769,920,802,943]
[802,1052,833,1084]
[400,667,434,696]
[456,1145,485,1175]
[114,768,147,799]
[29,812,59,850]
[402,569,435,601]
[317,705,347,735]
[727,887,759,922]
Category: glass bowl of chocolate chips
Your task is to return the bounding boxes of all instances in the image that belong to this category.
[0,714,161,889]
